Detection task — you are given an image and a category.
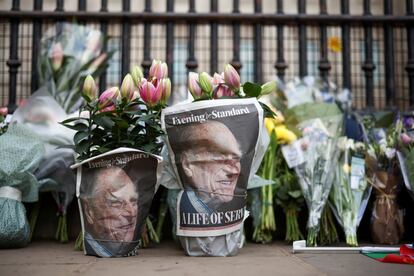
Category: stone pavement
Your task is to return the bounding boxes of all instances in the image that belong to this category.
[0,241,413,276]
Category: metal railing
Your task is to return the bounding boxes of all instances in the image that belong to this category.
[1,0,414,112]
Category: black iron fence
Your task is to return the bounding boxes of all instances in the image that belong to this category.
[1,0,414,112]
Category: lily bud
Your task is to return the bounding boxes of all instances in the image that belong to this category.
[82,75,97,101]
[188,72,203,99]
[199,72,213,95]
[100,104,116,113]
[224,64,240,91]
[149,60,168,80]
[98,87,120,109]
[86,30,102,54]
[0,107,8,116]
[139,79,162,107]
[213,72,225,85]
[88,53,107,72]
[51,42,64,71]
[121,74,135,100]
[131,66,144,87]
[261,80,277,96]
[214,85,235,99]
[160,78,171,105]
[131,91,140,101]
[401,133,413,145]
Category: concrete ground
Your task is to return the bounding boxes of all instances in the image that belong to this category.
[1,241,413,276]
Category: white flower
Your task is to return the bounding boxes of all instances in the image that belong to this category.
[385,147,396,160]
[367,145,377,160]
[346,138,355,150]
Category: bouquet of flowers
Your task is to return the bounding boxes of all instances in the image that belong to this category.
[364,113,404,245]
[251,115,302,243]
[161,64,274,256]
[39,23,112,113]
[10,23,112,243]
[63,60,170,257]
[0,123,45,248]
[397,115,414,200]
[0,107,8,135]
[283,102,343,246]
[329,137,371,246]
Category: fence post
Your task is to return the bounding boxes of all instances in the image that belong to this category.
[210,0,218,74]
[31,0,43,93]
[99,0,108,93]
[230,0,242,73]
[341,0,351,91]
[384,0,395,107]
[318,0,331,82]
[142,0,152,76]
[7,0,21,113]
[406,0,414,108]
[275,0,287,82]
[186,0,198,74]
[166,0,175,99]
[298,0,307,78]
[121,0,131,78]
[254,0,263,83]
[362,0,376,109]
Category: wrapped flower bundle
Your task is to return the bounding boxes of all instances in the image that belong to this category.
[251,115,302,244]
[364,113,404,245]
[283,102,343,246]
[329,137,371,246]
[0,124,45,248]
[10,23,112,243]
[39,23,113,113]
[397,115,414,200]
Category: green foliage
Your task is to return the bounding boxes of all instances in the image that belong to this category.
[61,98,163,161]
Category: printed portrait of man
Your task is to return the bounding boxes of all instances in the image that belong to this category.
[174,120,242,214]
[80,166,139,257]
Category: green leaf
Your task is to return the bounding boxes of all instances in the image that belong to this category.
[242,82,262,98]
[260,102,277,119]
[114,119,129,129]
[93,116,115,129]
[64,123,88,131]
[75,140,90,155]
[74,131,89,145]
[287,190,302,198]
[60,116,88,125]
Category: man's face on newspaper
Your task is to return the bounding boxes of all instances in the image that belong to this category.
[84,167,138,243]
[182,122,242,203]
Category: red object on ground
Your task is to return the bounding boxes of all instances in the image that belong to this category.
[376,244,414,265]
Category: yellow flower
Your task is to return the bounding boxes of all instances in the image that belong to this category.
[328,36,342,53]
[343,164,351,174]
[265,118,276,135]
[275,125,297,144]
[274,110,285,125]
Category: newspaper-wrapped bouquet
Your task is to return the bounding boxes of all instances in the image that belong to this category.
[161,64,275,256]
[63,60,170,257]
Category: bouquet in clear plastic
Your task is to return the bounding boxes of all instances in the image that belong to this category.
[38,23,112,113]
[397,115,414,200]
[329,137,371,246]
[283,102,343,246]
